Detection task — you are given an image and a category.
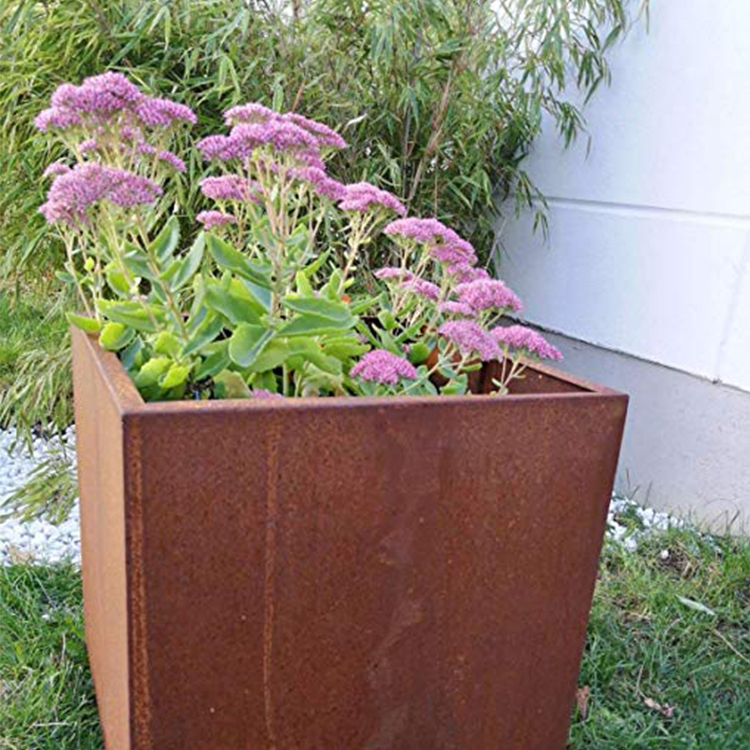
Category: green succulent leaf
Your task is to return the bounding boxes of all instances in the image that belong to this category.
[99,322,135,351]
[171,232,205,290]
[154,331,182,358]
[105,264,130,297]
[182,314,225,357]
[66,312,101,333]
[407,342,431,365]
[214,369,251,399]
[151,215,180,265]
[228,324,275,368]
[204,280,263,326]
[194,342,230,380]
[159,363,191,389]
[134,357,173,388]
[282,294,353,324]
[96,300,162,333]
[278,312,355,337]
[206,233,271,288]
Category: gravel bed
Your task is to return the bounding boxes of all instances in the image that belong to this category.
[0,426,685,566]
[0,428,80,566]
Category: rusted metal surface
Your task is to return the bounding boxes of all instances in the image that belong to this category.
[72,327,628,750]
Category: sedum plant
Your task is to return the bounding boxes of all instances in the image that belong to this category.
[37,73,561,400]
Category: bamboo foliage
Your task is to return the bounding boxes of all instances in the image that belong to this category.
[0,0,646,279]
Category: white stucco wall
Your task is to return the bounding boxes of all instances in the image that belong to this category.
[500,0,750,392]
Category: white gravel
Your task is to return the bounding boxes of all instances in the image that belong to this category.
[0,427,80,566]
[0,425,685,567]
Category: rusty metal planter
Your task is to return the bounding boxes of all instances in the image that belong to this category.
[71,327,628,750]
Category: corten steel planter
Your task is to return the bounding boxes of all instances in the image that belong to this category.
[71,327,628,750]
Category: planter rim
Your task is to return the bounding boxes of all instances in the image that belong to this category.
[75,329,627,416]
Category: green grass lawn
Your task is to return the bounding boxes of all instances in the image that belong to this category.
[1,526,749,749]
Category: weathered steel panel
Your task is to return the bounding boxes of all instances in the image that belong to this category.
[72,328,628,750]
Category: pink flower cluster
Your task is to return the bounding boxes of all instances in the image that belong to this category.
[224,105,347,150]
[40,163,162,225]
[383,217,477,265]
[400,277,441,301]
[199,175,261,202]
[35,72,196,132]
[339,182,406,215]
[374,267,414,281]
[490,326,562,361]
[288,167,346,201]
[196,210,237,230]
[350,349,418,385]
[454,279,523,314]
[438,320,500,362]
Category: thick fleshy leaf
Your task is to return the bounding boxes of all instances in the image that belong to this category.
[134,357,172,388]
[278,313,354,337]
[154,331,182,358]
[171,232,205,290]
[159,363,191,389]
[194,342,230,380]
[66,312,101,333]
[151,215,180,265]
[182,314,225,357]
[281,294,354,325]
[228,324,275,368]
[204,280,262,326]
[214,370,251,399]
[206,234,271,288]
[99,322,135,351]
[97,300,162,333]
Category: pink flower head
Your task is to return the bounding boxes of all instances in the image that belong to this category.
[350,349,418,385]
[384,217,456,244]
[156,149,186,172]
[438,301,475,317]
[374,267,415,281]
[454,279,523,314]
[199,174,260,202]
[134,96,197,127]
[249,388,284,399]
[79,138,99,154]
[34,107,82,132]
[42,162,71,179]
[383,217,476,264]
[196,135,235,161]
[284,112,347,149]
[295,147,327,171]
[446,262,490,283]
[429,239,477,266]
[288,167,346,200]
[229,120,319,153]
[39,163,161,225]
[400,277,440,301]
[339,182,406,216]
[224,103,277,126]
[50,72,142,116]
[490,326,563,361]
[196,210,237,229]
[438,320,500,362]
